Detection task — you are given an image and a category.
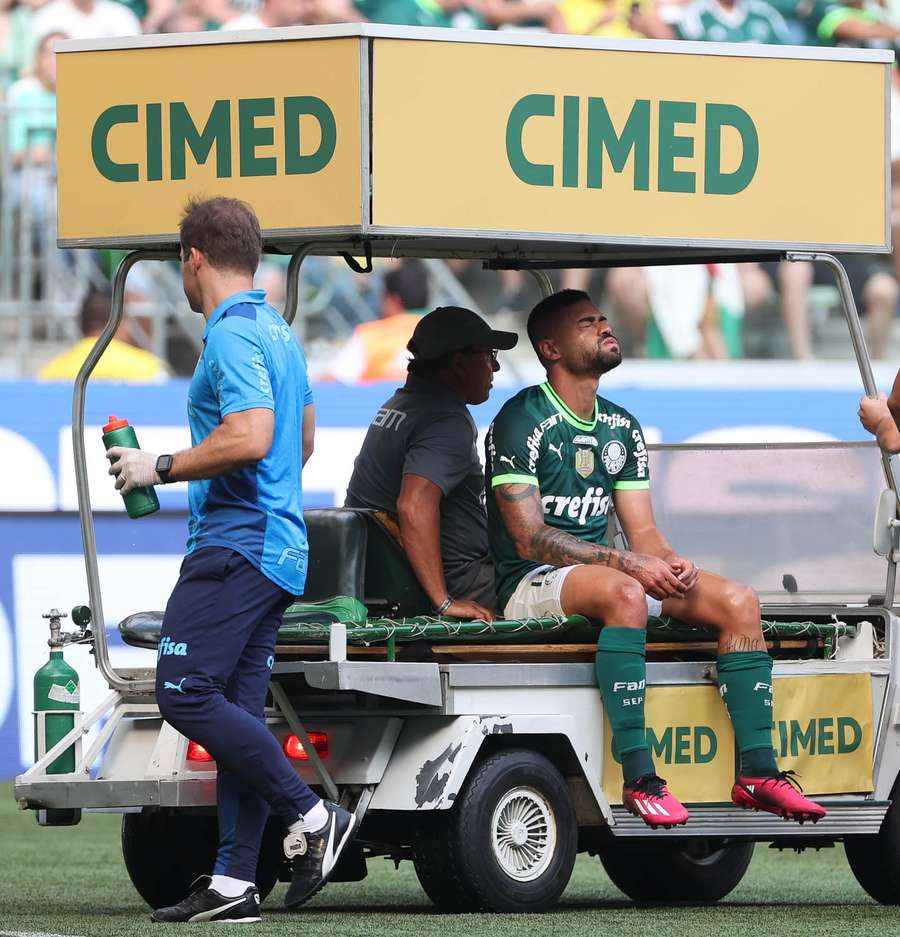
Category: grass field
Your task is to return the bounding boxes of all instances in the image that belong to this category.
[1,782,896,937]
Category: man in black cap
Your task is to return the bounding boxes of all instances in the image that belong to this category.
[345,306,518,619]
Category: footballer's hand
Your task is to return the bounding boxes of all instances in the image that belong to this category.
[444,599,495,622]
[669,555,700,591]
[107,446,160,496]
[859,392,891,435]
[625,553,686,600]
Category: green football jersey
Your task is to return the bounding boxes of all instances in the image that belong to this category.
[675,0,791,44]
[485,382,650,612]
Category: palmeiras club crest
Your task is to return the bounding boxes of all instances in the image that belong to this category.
[601,440,627,474]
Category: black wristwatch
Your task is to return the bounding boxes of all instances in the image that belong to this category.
[155,454,174,484]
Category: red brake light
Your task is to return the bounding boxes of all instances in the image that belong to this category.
[186,740,214,763]
[283,732,328,760]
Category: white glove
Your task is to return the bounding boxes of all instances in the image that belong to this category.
[107,446,160,496]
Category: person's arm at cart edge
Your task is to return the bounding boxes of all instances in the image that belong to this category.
[859,392,900,454]
[396,473,494,621]
[108,408,274,494]
[302,403,315,467]
[886,369,900,425]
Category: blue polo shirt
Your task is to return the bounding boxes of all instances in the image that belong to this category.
[186,290,312,595]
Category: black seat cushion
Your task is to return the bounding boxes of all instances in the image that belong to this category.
[302,508,368,602]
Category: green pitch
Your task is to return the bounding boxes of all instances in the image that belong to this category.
[0,782,894,937]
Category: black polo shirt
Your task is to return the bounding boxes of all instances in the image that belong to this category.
[345,374,493,606]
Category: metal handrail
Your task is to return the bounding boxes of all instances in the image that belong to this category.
[80,244,320,691]
[73,249,178,693]
[788,251,900,606]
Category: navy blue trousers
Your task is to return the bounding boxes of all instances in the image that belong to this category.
[155,547,319,882]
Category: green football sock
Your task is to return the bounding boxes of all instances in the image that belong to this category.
[717,651,778,777]
[596,627,654,784]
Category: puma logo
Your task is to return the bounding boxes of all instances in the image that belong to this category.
[499,455,516,468]
[548,442,564,461]
[164,677,187,693]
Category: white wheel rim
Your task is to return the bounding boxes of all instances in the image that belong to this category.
[490,786,557,883]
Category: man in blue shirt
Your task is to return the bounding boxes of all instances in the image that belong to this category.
[108,197,354,922]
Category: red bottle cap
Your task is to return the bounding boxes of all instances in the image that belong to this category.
[103,416,130,433]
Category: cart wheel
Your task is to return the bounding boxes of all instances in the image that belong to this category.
[414,749,577,913]
[413,813,483,912]
[596,835,754,903]
[845,779,900,903]
[121,809,284,909]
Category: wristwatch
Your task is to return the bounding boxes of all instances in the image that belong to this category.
[155,454,174,484]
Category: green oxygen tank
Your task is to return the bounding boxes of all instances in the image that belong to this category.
[102,415,160,519]
[33,608,83,826]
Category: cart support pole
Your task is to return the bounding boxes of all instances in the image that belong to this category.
[788,251,900,606]
[527,269,554,299]
[283,243,329,327]
[73,249,179,693]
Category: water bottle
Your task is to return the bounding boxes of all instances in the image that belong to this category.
[102,416,160,518]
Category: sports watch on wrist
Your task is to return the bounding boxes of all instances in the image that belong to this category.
[155,454,174,484]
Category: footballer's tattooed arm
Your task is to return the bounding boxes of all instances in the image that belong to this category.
[495,484,685,599]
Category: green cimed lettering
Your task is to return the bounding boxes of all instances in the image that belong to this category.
[170,99,231,181]
[506,93,554,187]
[146,103,162,182]
[239,98,276,177]
[658,100,696,194]
[694,726,717,764]
[562,95,579,189]
[704,103,758,195]
[284,96,337,175]
[838,716,862,753]
[818,717,835,755]
[91,104,139,183]
[586,98,650,191]
[647,726,673,762]
[790,719,816,757]
[674,725,691,764]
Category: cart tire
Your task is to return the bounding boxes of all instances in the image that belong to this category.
[415,749,577,913]
[597,836,754,903]
[121,810,284,909]
[845,779,900,904]
[413,813,483,912]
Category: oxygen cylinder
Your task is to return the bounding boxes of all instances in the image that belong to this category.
[33,634,82,826]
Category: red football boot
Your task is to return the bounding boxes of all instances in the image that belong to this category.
[623,774,690,828]
[732,771,826,823]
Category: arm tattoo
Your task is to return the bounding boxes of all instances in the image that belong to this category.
[496,484,636,574]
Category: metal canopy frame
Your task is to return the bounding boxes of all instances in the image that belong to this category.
[72,242,900,693]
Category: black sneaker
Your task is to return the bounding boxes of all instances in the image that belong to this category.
[283,802,357,909]
[150,876,261,923]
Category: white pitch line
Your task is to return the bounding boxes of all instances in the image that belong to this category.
[1,930,85,937]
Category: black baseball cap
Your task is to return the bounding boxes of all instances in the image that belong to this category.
[407,306,518,361]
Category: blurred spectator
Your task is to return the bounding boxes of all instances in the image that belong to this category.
[747,258,898,360]
[630,0,791,43]
[476,0,565,30]
[38,288,169,382]
[330,258,428,383]
[221,0,308,28]
[6,27,62,242]
[354,0,468,27]
[306,0,360,23]
[156,7,204,29]
[0,0,38,92]
[559,0,652,39]
[7,28,58,171]
[800,0,900,45]
[32,0,139,41]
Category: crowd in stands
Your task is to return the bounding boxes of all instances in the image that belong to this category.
[4,0,900,376]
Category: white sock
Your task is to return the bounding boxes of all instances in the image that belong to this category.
[209,874,254,898]
[288,800,328,834]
